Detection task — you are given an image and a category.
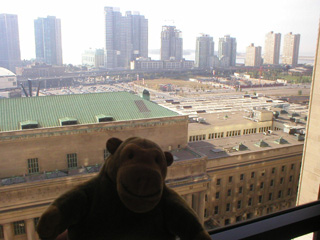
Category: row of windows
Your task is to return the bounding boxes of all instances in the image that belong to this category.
[259,126,272,133]
[226,130,241,137]
[0,218,39,237]
[26,149,112,174]
[208,132,224,139]
[216,165,295,185]
[189,134,206,142]
[214,189,292,214]
[243,128,257,135]
[189,126,272,142]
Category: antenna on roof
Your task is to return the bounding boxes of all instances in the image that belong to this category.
[20,83,29,97]
[36,81,41,97]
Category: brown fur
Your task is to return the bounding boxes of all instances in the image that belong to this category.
[37,137,211,240]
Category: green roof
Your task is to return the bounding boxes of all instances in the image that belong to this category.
[0,92,179,132]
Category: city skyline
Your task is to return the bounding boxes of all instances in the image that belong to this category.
[1,0,319,65]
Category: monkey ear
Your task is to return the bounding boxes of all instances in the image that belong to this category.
[106,138,123,154]
[164,152,173,166]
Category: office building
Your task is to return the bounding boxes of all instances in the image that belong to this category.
[34,16,63,66]
[104,7,148,69]
[282,32,300,66]
[82,49,105,68]
[195,34,214,69]
[297,25,320,207]
[245,43,262,67]
[264,31,281,65]
[218,35,237,67]
[160,26,183,61]
[0,14,21,73]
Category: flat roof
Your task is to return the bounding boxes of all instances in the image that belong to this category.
[188,131,303,160]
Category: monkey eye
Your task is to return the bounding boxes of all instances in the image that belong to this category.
[128,151,134,159]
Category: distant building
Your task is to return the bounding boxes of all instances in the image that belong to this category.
[104,7,148,69]
[130,58,194,70]
[218,35,237,67]
[195,34,214,69]
[15,63,66,78]
[34,16,63,66]
[82,49,105,68]
[0,14,21,73]
[160,26,183,61]
[264,31,281,65]
[245,43,262,67]
[282,32,300,66]
[0,67,21,98]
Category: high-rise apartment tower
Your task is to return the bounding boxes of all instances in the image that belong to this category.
[218,35,237,67]
[0,14,21,73]
[245,43,262,67]
[195,34,214,69]
[34,16,63,66]
[282,32,300,66]
[264,31,281,65]
[160,26,183,61]
[104,7,148,69]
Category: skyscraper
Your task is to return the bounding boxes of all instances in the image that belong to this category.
[195,34,214,69]
[0,14,21,73]
[282,32,300,66]
[245,43,262,67]
[160,26,183,61]
[34,16,63,66]
[104,7,148,69]
[218,35,237,67]
[264,31,281,65]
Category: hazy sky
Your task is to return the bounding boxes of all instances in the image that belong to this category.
[2,0,320,64]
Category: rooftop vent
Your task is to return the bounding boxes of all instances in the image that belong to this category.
[274,137,288,144]
[210,149,225,153]
[233,143,248,151]
[95,114,114,123]
[20,120,39,130]
[255,140,269,148]
[59,117,78,126]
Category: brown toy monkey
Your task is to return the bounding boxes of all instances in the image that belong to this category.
[37,137,211,240]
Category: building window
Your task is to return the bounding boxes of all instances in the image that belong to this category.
[226,203,231,212]
[278,190,283,199]
[217,178,221,185]
[214,206,219,214]
[288,188,292,196]
[225,219,230,225]
[240,173,244,180]
[270,179,274,187]
[227,189,232,197]
[239,186,243,194]
[0,225,3,239]
[250,184,254,191]
[228,176,233,183]
[204,209,208,217]
[280,177,284,184]
[34,217,40,228]
[104,149,110,160]
[251,172,255,178]
[236,216,242,222]
[258,195,263,203]
[247,213,252,219]
[67,153,78,168]
[27,158,39,174]
[215,192,220,199]
[237,200,242,209]
[281,165,285,172]
[291,164,295,170]
[14,220,26,235]
[205,194,208,202]
[272,167,276,174]
[289,175,293,182]
[269,193,273,201]
[248,197,252,206]
[260,182,264,189]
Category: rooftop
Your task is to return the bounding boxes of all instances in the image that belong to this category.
[0,92,179,132]
[0,67,15,77]
[188,131,304,160]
